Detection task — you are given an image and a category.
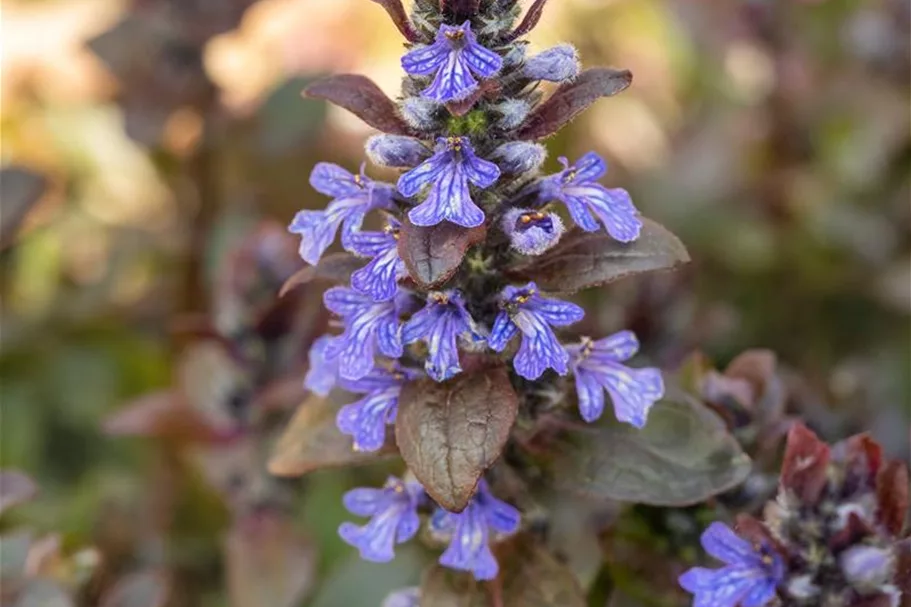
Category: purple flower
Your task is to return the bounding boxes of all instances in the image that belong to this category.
[430,480,520,580]
[323,287,403,381]
[492,142,547,175]
[566,331,664,427]
[494,98,531,130]
[537,152,642,242]
[403,290,479,381]
[501,207,565,256]
[524,44,580,82]
[679,522,784,607]
[382,587,420,607]
[839,546,894,588]
[401,21,503,103]
[289,163,395,265]
[339,476,424,563]
[366,135,431,168]
[488,282,583,380]
[304,335,341,396]
[336,365,417,452]
[398,136,500,228]
[348,219,406,302]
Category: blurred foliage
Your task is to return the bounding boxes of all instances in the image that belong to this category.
[1,0,907,605]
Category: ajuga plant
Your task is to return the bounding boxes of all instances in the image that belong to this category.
[274,0,788,604]
[680,423,910,607]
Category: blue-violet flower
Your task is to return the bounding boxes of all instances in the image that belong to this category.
[501,207,565,256]
[403,290,479,381]
[488,282,584,380]
[348,218,405,302]
[537,152,642,242]
[401,21,503,103]
[524,44,580,83]
[366,135,431,169]
[679,522,784,607]
[323,287,403,381]
[338,476,424,563]
[492,142,547,175]
[566,331,664,427]
[289,163,395,265]
[337,364,417,452]
[304,334,341,396]
[430,480,520,580]
[398,136,500,228]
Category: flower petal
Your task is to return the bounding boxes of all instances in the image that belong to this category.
[310,162,361,198]
[487,312,518,351]
[574,368,606,422]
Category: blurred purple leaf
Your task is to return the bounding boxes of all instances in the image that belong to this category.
[0,167,47,250]
[268,396,395,477]
[15,580,73,607]
[0,471,38,516]
[225,512,316,607]
[304,75,414,136]
[99,571,168,607]
[279,253,365,298]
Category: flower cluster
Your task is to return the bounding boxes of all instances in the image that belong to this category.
[680,423,909,607]
[286,0,668,581]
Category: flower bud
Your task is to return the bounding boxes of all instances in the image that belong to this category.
[366,135,431,168]
[494,98,531,130]
[524,44,580,82]
[401,96,439,131]
[840,545,894,589]
[501,207,564,256]
[492,142,546,175]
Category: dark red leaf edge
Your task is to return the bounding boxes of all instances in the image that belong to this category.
[779,422,831,505]
[304,75,414,136]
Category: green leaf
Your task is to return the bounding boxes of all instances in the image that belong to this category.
[508,219,689,293]
[395,365,518,512]
[552,387,752,506]
[419,535,586,607]
[268,396,395,477]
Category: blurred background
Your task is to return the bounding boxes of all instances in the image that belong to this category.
[1,0,909,605]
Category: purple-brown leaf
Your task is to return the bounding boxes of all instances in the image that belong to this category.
[507,218,689,293]
[515,68,632,140]
[395,365,519,512]
[505,0,550,42]
[0,470,38,516]
[370,0,418,42]
[398,218,486,288]
[876,459,909,536]
[225,512,316,607]
[279,253,365,297]
[780,423,831,505]
[268,396,395,477]
[304,75,413,136]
